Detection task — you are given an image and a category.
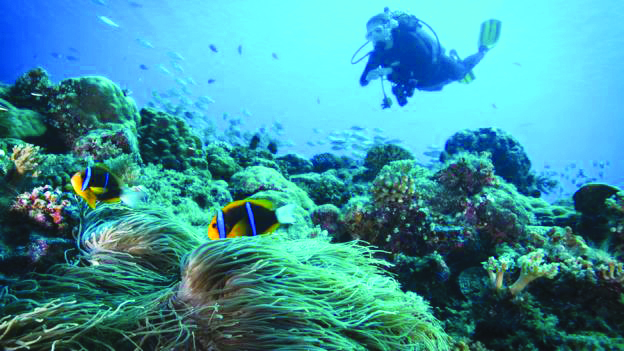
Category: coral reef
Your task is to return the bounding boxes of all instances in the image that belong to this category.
[0,98,47,139]
[311,203,344,240]
[139,163,226,228]
[310,152,354,173]
[47,75,141,153]
[1,68,623,350]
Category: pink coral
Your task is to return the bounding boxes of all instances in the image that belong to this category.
[11,185,72,231]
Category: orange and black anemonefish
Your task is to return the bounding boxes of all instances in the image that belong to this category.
[71,165,146,209]
[208,199,296,240]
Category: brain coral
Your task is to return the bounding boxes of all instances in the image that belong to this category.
[137,108,206,171]
[363,144,414,180]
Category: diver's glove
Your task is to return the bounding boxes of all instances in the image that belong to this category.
[391,84,409,107]
[366,66,393,82]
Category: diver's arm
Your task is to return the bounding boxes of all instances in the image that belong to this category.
[360,52,382,86]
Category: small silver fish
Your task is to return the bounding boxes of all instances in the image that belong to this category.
[98,15,120,28]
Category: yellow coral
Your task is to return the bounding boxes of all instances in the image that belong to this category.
[10,143,42,181]
[509,250,559,296]
[483,250,559,296]
[371,160,417,205]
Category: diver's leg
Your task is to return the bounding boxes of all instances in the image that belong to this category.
[461,50,486,72]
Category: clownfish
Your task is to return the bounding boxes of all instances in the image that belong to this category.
[208,199,296,240]
[71,165,146,209]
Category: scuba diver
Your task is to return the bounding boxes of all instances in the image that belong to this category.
[353,8,501,108]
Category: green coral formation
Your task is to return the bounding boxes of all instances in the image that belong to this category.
[229,166,315,211]
[0,98,46,139]
[363,143,414,179]
[138,108,206,171]
[47,75,141,150]
[204,142,243,180]
[139,163,228,228]
[291,170,350,206]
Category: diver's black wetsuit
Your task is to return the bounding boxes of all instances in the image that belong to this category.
[360,22,485,106]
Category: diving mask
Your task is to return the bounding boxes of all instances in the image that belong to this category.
[366,21,394,43]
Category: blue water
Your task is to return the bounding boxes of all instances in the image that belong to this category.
[1,0,623,199]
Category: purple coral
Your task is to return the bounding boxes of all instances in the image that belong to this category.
[11,185,72,231]
[435,153,496,196]
[73,130,131,160]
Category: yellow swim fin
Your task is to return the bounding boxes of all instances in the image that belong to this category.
[479,19,502,50]
[459,71,476,84]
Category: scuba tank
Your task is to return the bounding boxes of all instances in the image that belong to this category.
[351,7,442,65]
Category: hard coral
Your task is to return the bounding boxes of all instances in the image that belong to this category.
[435,152,496,196]
[47,75,141,152]
[0,98,47,139]
[441,127,544,196]
[291,170,350,206]
[342,194,431,257]
[138,108,206,171]
[229,166,315,211]
[311,152,352,173]
[72,129,134,160]
[204,142,242,180]
[363,144,414,179]
[7,67,53,110]
[371,159,418,205]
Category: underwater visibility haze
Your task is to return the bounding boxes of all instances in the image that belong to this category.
[0,0,623,350]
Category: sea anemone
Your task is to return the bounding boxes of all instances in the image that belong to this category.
[172,235,450,350]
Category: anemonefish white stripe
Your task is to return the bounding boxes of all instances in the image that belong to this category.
[82,167,92,191]
[245,202,257,236]
[217,210,226,239]
[103,172,110,188]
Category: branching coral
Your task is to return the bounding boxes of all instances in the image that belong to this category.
[9,143,42,181]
